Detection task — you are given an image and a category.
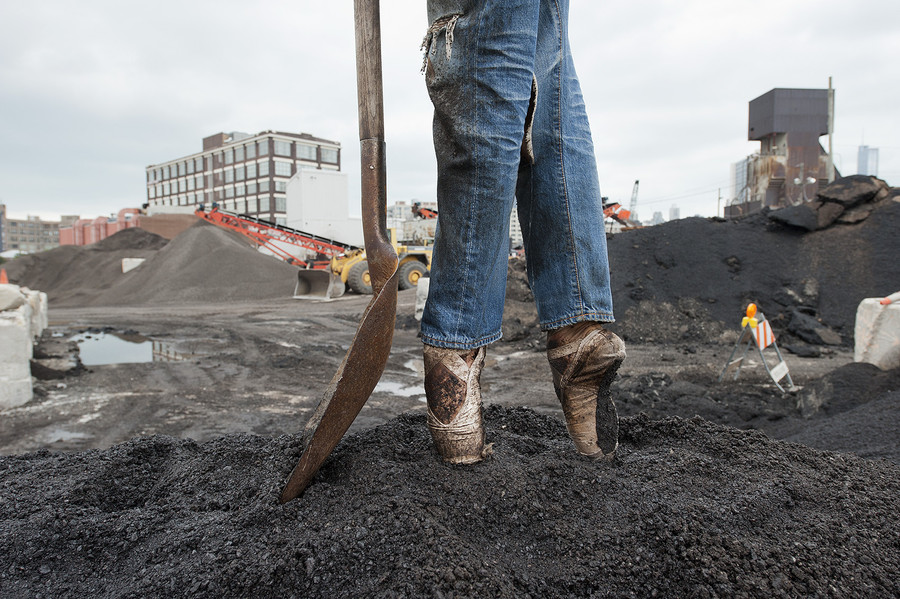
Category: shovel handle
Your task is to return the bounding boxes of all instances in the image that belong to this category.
[355,0,384,142]
[355,0,397,293]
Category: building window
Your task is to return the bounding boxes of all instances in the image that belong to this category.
[187,160,194,175]
[236,184,245,197]
[225,186,234,199]
[259,180,270,192]
[196,175,203,189]
[235,146,245,162]
[275,197,286,212]
[235,165,245,181]
[164,165,171,179]
[297,144,317,161]
[195,157,204,172]
[246,143,256,159]
[274,161,292,177]
[321,148,338,163]
[260,197,270,212]
[259,140,269,156]
[275,181,287,192]
[258,161,269,176]
[149,187,156,199]
[246,182,257,195]
[273,140,291,157]
[246,163,257,178]
[225,169,234,183]
[187,178,195,191]
[164,183,171,195]
[224,148,233,164]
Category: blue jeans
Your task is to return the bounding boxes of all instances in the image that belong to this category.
[420,0,614,350]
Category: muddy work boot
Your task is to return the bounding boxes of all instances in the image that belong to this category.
[547,322,626,461]
[423,345,492,464]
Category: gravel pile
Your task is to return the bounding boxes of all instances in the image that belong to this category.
[3,228,168,306]
[4,222,299,307]
[1,406,897,598]
[95,221,299,306]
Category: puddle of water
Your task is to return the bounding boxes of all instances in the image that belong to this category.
[374,380,425,398]
[70,332,197,365]
[41,428,92,443]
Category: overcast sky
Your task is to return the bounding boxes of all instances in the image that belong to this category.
[1,0,897,222]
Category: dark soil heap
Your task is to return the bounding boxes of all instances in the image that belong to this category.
[606,181,899,346]
[501,177,900,348]
[1,406,897,598]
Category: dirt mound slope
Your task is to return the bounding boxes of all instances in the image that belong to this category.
[3,228,168,306]
[92,221,299,306]
[606,198,900,344]
[1,406,897,598]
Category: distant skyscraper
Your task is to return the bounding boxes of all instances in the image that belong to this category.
[858,145,879,176]
[669,204,680,221]
[650,211,665,226]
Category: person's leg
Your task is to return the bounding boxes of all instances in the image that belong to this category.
[516,0,614,329]
[516,0,626,459]
[421,0,541,463]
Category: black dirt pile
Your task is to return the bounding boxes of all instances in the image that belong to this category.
[93,221,299,306]
[3,228,168,306]
[606,179,899,346]
[612,363,900,464]
[1,406,897,598]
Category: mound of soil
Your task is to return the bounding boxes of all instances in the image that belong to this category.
[606,199,900,345]
[3,229,168,306]
[94,221,299,306]
[1,406,897,598]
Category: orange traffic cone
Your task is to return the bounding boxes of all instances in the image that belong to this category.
[0,268,8,284]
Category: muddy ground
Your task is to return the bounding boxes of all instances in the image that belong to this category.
[1,177,899,597]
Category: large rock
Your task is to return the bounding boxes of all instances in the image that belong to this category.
[788,308,843,345]
[767,203,819,231]
[816,175,889,208]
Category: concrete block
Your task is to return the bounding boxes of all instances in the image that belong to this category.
[0,284,25,311]
[0,377,33,410]
[415,278,430,322]
[0,359,30,379]
[22,288,48,339]
[122,258,146,273]
[855,299,900,370]
[0,308,32,363]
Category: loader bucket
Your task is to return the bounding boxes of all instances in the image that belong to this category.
[294,270,346,299]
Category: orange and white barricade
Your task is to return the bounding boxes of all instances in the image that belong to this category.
[718,303,797,392]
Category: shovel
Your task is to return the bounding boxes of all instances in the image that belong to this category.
[280,0,399,503]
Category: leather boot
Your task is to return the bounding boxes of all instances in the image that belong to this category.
[547,322,626,460]
[423,345,492,464]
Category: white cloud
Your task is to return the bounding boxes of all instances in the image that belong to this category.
[0,0,897,221]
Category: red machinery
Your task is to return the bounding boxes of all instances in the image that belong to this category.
[194,205,358,269]
[195,205,361,297]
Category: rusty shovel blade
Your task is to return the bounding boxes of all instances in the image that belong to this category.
[280,0,398,503]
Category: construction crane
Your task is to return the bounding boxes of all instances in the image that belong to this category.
[628,180,640,221]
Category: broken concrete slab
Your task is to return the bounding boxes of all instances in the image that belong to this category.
[767,203,819,231]
[816,175,889,208]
